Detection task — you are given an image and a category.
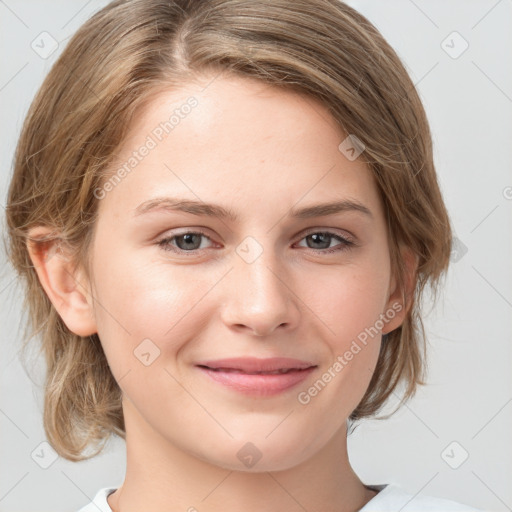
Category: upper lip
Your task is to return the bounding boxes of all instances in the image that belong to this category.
[196,357,316,373]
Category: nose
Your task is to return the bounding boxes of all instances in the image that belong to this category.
[220,242,300,337]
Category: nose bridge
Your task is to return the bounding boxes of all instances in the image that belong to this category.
[235,234,286,304]
[222,234,298,335]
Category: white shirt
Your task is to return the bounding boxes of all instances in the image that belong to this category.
[77,484,484,511]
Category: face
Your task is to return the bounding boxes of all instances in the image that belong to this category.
[84,73,403,471]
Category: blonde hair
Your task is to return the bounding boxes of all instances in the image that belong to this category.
[5,0,452,461]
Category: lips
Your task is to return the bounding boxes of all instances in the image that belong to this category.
[197,366,316,397]
[195,356,316,374]
[195,357,318,396]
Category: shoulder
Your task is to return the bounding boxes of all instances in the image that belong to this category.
[360,483,485,512]
[76,487,117,512]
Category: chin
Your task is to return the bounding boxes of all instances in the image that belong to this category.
[198,437,314,473]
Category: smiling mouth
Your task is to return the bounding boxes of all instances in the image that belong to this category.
[198,365,313,375]
[196,364,317,396]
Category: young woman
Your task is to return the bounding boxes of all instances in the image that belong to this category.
[5,0,483,510]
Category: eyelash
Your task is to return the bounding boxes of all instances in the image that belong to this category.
[156,229,355,256]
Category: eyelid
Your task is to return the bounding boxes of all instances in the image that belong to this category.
[157,226,356,242]
[298,227,356,244]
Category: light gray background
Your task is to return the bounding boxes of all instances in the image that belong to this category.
[1,1,511,511]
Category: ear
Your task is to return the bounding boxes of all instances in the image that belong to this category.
[382,245,418,335]
[26,226,97,337]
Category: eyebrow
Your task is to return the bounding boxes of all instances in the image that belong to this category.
[133,197,373,221]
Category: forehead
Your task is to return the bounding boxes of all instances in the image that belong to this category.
[98,74,383,221]
[123,73,344,151]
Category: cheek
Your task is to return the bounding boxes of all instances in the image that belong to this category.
[89,248,193,357]
[296,256,390,394]
[303,257,390,343]
[291,272,386,421]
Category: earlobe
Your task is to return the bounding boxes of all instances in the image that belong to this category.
[26,227,97,337]
[382,246,418,335]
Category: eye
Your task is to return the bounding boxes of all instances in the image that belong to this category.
[295,231,355,254]
[157,230,215,254]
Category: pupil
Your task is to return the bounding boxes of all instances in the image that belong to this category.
[178,234,200,250]
[309,233,330,249]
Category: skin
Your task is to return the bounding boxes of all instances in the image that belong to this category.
[28,72,416,512]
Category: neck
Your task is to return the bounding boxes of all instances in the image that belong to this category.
[108,398,377,512]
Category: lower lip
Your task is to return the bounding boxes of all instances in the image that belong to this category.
[197,366,316,396]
